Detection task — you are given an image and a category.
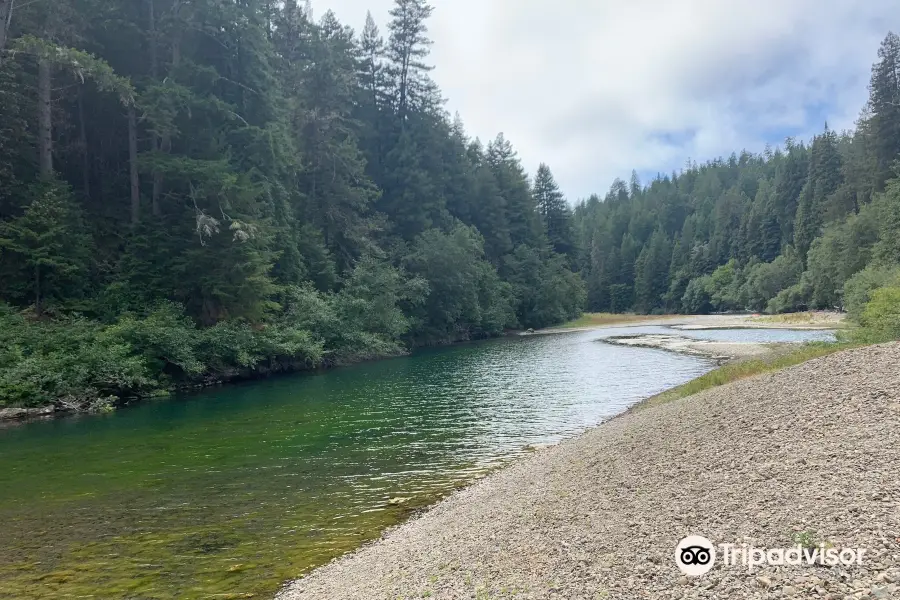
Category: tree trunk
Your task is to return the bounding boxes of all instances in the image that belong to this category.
[155,30,182,216]
[149,0,162,216]
[38,57,53,177]
[172,33,181,70]
[78,87,91,199]
[151,149,162,215]
[34,263,41,317]
[0,0,12,60]
[148,0,158,78]
[128,105,140,225]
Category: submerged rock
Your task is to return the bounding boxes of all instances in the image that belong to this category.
[0,406,56,421]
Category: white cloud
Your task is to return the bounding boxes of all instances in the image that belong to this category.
[312,0,900,200]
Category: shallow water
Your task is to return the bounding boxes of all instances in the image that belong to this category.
[0,326,832,599]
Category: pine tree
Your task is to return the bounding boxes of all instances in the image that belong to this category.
[289,11,380,270]
[586,235,607,311]
[358,12,387,112]
[633,229,671,314]
[709,187,747,266]
[867,32,900,190]
[0,181,90,314]
[630,170,642,197]
[738,179,781,263]
[378,127,442,238]
[795,127,843,260]
[0,0,600,411]
[385,0,438,119]
[758,180,782,262]
[470,162,512,263]
[773,140,809,245]
[533,163,574,258]
[487,134,543,250]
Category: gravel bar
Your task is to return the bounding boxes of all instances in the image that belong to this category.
[276,343,900,600]
[602,333,772,363]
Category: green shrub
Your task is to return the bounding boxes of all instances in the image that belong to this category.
[0,309,153,407]
[742,248,804,312]
[851,286,900,343]
[766,279,811,314]
[0,301,329,408]
[843,265,900,322]
[104,302,205,376]
[681,276,713,314]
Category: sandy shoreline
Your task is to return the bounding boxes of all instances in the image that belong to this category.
[276,342,899,600]
[666,311,845,331]
[530,312,845,336]
[601,333,773,363]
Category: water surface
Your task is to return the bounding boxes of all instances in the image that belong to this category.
[0,326,829,599]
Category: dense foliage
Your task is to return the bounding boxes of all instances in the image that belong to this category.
[0,0,584,408]
[573,32,900,344]
[4,1,899,410]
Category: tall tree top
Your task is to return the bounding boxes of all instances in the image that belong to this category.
[386,0,436,116]
[362,11,382,46]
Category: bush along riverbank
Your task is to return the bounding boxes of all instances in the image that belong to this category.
[0,249,584,418]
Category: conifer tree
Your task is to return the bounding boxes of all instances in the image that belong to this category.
[385,0,438,119]
[533,163,575,258]
[868,32,900,190]
[772,140,809,245]
[359,12,387,112]
[487,134,543,250]
[0,181,90,314]
[795,127,843,260]
[633,229,671,314]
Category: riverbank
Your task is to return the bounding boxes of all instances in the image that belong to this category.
[0,312,842,423]
[536,311,846,336]
[601,333,774,363]
[276,342,900,600]
[668,311,846,331]
[0,328,521,424]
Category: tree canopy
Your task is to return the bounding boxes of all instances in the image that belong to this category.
[0,0,584,408]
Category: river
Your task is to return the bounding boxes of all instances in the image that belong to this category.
[0,325,834,599]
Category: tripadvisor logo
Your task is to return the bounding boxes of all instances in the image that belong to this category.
[674,535,868,577]
[675,535,716,577]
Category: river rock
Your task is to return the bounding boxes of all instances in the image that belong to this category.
[0,406,55,420]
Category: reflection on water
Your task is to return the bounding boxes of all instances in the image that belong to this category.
[0,326,829,599]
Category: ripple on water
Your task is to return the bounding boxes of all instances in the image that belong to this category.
[0,326,823,599]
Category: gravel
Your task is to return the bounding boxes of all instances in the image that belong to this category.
[603,333,772,362]
[276,342,900,600]
[666,312,844,330]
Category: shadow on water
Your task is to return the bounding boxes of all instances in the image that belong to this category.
[0,326,828,599]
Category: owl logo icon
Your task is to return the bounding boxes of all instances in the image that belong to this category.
[675,535,716,577]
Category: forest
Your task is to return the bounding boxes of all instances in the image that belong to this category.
[573,32,900,339]
[0,0,585,409]
[1,0,899,412]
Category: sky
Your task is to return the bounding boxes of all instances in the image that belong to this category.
[309,0,900,201]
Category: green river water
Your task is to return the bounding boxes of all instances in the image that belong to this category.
[0,326,835,599]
